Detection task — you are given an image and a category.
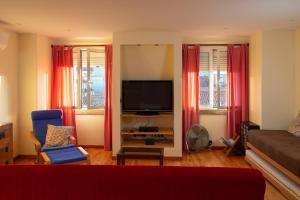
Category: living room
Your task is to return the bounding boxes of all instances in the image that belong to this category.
[0,1,300,199]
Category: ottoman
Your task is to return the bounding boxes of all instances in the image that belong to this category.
[41,145,90,164]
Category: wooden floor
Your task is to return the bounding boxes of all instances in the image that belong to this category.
[14,148,286,200]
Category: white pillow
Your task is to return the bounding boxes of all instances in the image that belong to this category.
[288,113,300,137]
[44,125,73,147]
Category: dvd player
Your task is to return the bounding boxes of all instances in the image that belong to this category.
[138,126,159,132]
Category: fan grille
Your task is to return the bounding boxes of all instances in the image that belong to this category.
[186,125,210,151]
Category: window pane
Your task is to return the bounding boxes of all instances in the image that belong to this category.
[81,50,88,109]
[89,51,105,108]
[212,71,218,108]
[219,50,227,108]
[73,52,79,107]
[219,71,227,107]
[199,47,227,109]
[200,52,210,107]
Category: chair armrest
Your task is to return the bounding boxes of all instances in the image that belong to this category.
[29,131,41,153]
[69,136,77,145]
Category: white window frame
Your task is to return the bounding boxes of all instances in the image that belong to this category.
[199,46,227,110]
[73,47,105,111]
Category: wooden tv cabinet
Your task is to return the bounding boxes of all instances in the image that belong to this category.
[0,123,13,164]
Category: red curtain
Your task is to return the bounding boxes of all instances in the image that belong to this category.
[226,44,249,139]
[51,46,77,139]
[104,45,113,151]
[182,44,200,150]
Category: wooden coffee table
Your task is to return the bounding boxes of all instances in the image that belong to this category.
[117,147,164,166]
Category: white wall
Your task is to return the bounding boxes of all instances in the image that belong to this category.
[113,32,182,157]
[0,29,19,156]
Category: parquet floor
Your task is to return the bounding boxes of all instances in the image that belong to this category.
[14,148,286,200]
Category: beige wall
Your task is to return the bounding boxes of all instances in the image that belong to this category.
[295,28,300,116]
[261,30,295,129]
[0,29,19,156]
[76,115,104,145]
[249,29,296,130]
[249,32,262,125]
[121,45,173,80]
[18,34,38,154]
[37,36,52,110]
[18,34,52,155]
[200,114,226,146]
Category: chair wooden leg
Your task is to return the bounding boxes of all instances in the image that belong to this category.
[41,152,51,164]
[35,152,42,164]
[86,154,91,165]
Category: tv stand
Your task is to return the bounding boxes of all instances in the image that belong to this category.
[136,111,159,116]
[121,112,174,149]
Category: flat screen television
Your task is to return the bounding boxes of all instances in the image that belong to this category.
[122,80,173,114]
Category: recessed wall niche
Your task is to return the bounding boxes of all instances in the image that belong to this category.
[121,44,174,80]
[112,32,182,157]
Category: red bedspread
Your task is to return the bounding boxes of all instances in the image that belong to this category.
[0,165,265,200]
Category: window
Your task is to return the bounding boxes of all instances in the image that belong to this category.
[73,47,105,109]
[199,46,227,110]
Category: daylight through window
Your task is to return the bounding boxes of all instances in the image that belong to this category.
[73,47,105,109]
[199,46,227,109]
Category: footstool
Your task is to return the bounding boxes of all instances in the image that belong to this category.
[41,145,90,164]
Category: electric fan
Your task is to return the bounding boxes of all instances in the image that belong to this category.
[186,124,212,152]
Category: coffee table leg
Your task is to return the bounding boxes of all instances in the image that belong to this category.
[160,156,163,166]
[117,154,121,165]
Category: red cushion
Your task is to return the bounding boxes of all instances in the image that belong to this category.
[0,165,265,200]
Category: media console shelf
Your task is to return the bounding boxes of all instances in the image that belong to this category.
[121,127,173,135]
[121,113,174,149]
[121,127,174,149]
[122,112,174,118]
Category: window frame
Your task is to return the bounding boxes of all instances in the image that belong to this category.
[73,47,105,111]
[199,46,227,111]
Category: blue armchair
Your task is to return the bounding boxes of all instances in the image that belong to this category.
[30,109,76,163]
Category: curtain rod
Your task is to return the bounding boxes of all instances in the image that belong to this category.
[184,43,249,46]
[51,44,107,48]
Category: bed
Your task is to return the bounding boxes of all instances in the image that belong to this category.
[245,129,300,200]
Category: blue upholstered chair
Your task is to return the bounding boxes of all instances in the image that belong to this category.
[30,109,76,163]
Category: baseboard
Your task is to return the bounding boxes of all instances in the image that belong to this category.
[210,146,225,150]
[164,156,182,161]
[14,155,36,161]
[79,145,104,148]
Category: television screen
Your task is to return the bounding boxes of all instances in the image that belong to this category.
[122,80,173,112]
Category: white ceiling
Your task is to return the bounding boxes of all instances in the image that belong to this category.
[0,0,300,41]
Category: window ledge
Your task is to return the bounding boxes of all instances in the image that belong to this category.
[200,109,227,115]
[75,109,104,115]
